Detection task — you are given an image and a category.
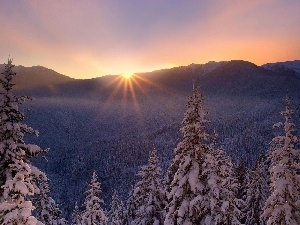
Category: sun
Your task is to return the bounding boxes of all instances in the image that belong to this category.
[122,73,134,79]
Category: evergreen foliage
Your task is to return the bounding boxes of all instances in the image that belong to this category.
[71,202,82,225]
[0,59,47,224]
[34,178,66,225]
[108,190,124,225]
[202,136,242,224]
[235,157,248,200]
[262,96,300,224]
[235,157,248,224]
[124,186,136,225]
[244,154,269,225]
[131,147,166,225]
[165,86,211,224]
[81,171,107,225]
[2,59,300,225]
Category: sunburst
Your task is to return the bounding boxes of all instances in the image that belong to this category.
[122,73,133,79]
[99,72,172,135]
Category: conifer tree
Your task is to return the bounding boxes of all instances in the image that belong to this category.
[131,147,166,225]
[0,59,47,224]
[81,171,107,225]
[71,202,82,225]
[34,178,66,225]
[235,157,248,200]
[124,186,136,225]
[262,96,300,224]
[202,135,242,224]
[244,154,269,225]
[165,86,211,224]
[235,157,248,224]
[108,190,124,225]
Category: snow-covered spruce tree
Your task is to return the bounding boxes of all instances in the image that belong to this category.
[0,59,47,224]
[71,202,82,225]
[262,96,300,225]
[244,154,269,225]
[124,186,136,225]
[131,147,166,225]
[34,177,66,225]
[235,157,248,200]
[235,157,248,224]
[81,171,107,225]
[202,134,242,224]
[165,86,211,224]
[108,190,124,225]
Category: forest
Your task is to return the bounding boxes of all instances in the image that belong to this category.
[1,59,300,225]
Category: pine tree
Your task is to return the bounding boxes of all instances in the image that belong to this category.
[82,171,107,225]
[131,147,166,225]
[34,178,66,225]
[262,96,300,225]
[108,190,124,225]
[71,202,82,225]
[202,135,242,224]
[244,154,269,225]
[165,86,211,224]
[0,59,47,224]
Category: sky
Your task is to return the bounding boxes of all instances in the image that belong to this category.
[0,0,300,79]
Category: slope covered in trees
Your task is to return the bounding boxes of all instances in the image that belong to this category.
[1,59,300,221]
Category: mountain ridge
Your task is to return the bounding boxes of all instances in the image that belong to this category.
[2,59,299,96]
[262,60,300,78]
[0,64,74,90]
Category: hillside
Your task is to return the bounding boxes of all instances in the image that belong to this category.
[5,60,300,218]
[0,64,74,90]
[262,60,300,78]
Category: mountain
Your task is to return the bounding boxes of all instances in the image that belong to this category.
[0,64,74,90]
[262,60,300,78]
[2,59,300,219]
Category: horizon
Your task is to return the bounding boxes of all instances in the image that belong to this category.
[1,1,300,79]
[3,58,299,80]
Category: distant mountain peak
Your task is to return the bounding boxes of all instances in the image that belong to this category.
[0,64,74,90]
[262,60,300,78]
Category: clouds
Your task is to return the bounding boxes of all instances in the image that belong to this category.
[0,0,299,78]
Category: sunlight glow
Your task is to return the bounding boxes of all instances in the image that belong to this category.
[96,72,175,138]
[101,73,171,117]
[122,73,134,79]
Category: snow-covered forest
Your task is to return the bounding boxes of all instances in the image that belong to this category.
[1,59,300,224]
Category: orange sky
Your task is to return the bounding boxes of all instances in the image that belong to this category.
[0,0,299,79]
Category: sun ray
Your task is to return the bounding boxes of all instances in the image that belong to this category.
[98,71,176,137]
[128,78,141,115]
[130,76,147,95]
[122,73,134,79]
[94,70,184,142]
[102,76,124,110]
[134,75,171,94]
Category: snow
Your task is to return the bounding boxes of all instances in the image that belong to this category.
[262,60,300,77]
[262,96,300,224]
